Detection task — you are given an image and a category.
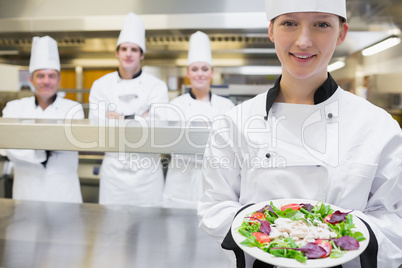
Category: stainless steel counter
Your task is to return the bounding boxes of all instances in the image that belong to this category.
[0,198,231,268]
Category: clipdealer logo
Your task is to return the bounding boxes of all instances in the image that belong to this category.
[63,100,340,168]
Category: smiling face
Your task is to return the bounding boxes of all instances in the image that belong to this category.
[115,42,144,74]
[187,62,214,92]
[30,69,60,100]
[268,12,348,81]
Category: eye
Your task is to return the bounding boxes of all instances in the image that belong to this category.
[202,67,209,72]
[282,21,296,27]
[316,22,330,28]
[191,67,198,72]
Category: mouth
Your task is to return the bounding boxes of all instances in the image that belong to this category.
[290,53,315,60]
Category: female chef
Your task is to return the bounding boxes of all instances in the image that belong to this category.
[88,12,169,206]
[198,1,402,267]
[162,31,235,209]
[2,36,84,203]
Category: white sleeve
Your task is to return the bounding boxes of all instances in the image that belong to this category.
[144,80,169,121]
[225,98,235,110]
[197,115,243,243]
[5,149,47,165]
[88,79,108,122]
[2,101,46,165]
[356,128,402,268]
[65,102,85,120]
[2,101,19,118]
[150,102,185,122]
[149,80,169,104]
[73,103,85,119]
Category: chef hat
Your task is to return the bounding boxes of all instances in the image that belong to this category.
[187,31,213,67]
[265,0,347,22]
[29,36,60,74]
[116,12,146,53]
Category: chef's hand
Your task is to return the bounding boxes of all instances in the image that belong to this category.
[106,111,124,119]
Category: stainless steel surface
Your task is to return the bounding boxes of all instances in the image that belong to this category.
[0,0,400,68]
[0,198,230,268]
[0,118,210,154]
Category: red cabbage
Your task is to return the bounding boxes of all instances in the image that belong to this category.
[328,210,353,224]
[256,206,267,213]
[300,203,314,212]
[256,205,278,218]
[331,236,360,250]
[272,243,327,259]
[246,217,271,235]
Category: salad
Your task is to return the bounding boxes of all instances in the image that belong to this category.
[237,201,366,263]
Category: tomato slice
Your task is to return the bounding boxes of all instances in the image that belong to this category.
[249,212,266,225]
[252,232,271,243]
[280,203,300,211]
[315,239,332,258]
[323,214,332,223]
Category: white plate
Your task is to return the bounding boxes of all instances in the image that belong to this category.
[231,199,370,268]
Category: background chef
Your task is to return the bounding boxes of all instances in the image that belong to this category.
[88,12,169,206]
[162,31,235,209]
[1,36,84,203]
[198,0,402,267]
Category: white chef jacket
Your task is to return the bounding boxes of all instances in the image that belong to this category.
[88,70,169,206]
[162,92,235,209]
[198,76,402,268]
[2,95,84,203]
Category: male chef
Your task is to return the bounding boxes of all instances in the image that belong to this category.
[88,12,169,206]
[2,36,84,203]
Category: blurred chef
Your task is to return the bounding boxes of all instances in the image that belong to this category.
[88,12,169,206]
[198,0,402,267]
[162,31,235,209]
[2,36,84,203]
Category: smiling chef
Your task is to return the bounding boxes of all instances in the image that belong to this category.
[197,0,402,267]
[162,31,234,209]
[2,36,84,203]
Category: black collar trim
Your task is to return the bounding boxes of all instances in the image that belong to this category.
[264,73,338,120]
[189,88,212,102]
[35,94,57,107]
[117,68,142,79]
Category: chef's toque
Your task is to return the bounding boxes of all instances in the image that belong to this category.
[29,36,60,74]
[116,12,146,53]
[265,0,347,22]
[187,31,213,67]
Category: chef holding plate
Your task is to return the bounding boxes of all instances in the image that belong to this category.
[198,0,402,267]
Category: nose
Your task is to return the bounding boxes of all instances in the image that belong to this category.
[295,26,313,49]
[43,75,51,84]
[196,69,204,76]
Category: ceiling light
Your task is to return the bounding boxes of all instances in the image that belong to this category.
[362,37,401,56]
[327,61,345,72]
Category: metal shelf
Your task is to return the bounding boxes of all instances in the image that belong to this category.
[0,118,211,154]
